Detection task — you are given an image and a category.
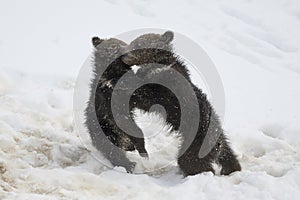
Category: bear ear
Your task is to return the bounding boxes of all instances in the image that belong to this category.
[161,31,174,43]
[122,53,138,65]
[92,37,104,47]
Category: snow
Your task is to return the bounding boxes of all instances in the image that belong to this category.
[1,0,300,199]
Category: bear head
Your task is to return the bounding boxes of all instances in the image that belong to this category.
[121,31,175,66]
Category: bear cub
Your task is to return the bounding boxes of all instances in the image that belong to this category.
[85,31,241,176]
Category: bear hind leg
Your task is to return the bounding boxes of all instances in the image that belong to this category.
[217,142,241,175]
[178,154,215,176]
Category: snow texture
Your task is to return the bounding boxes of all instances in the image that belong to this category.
[0,0,300,199]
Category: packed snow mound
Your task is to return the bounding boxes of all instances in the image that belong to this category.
[0,65,299,200]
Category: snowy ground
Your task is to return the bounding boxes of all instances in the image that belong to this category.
[1,0,300,199]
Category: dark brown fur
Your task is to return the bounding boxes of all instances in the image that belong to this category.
[85,32,241,176]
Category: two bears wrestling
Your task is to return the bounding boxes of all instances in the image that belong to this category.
[85,31,241,176]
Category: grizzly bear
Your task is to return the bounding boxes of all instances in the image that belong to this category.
[85,31,241,176]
